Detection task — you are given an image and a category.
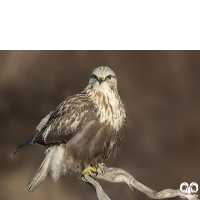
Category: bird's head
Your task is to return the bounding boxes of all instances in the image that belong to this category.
[88,66,117,91]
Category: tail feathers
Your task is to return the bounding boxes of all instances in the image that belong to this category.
[27,147,56,192]
[11,137,34,157]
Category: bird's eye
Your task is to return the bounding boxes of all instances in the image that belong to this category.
[105,75,112,80]
[91,74,98,80]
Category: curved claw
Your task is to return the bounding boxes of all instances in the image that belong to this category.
[97,163,105,174]
[82,167,97,178]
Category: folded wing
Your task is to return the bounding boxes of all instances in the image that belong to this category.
[33,94,98,145]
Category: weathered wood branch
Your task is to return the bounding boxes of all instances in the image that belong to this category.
[81,166,198,200]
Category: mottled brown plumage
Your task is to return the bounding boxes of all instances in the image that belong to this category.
[13,66,127,192]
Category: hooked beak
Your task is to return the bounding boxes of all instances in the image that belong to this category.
[98,76,104,84]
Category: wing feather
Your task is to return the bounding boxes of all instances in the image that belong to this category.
[33,94,98,145]
[36,112,53,131]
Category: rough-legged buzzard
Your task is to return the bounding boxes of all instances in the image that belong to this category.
[13,66,127,192]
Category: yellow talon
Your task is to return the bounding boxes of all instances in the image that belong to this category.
[82,166,97,177]
[97,163,105,172]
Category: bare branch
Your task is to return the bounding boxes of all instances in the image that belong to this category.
[81,174,111,200]
[81,166,198,200]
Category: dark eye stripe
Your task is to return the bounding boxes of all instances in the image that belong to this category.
[105,75,116,80]
[91,74,98,80]
[106,75,111,80]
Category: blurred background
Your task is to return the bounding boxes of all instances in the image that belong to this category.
[0,51,200,200]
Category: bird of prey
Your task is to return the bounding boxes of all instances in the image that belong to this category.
[13,66,127,192]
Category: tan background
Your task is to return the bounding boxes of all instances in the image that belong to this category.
[0,51,200,200]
